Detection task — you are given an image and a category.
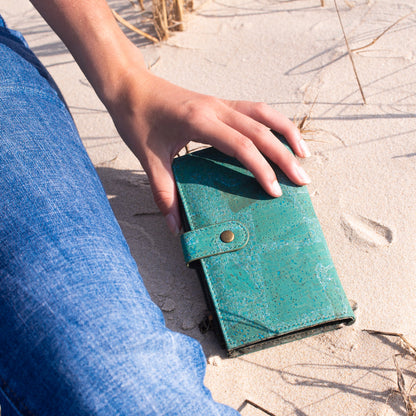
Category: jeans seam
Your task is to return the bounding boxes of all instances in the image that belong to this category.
[0,374,34,416]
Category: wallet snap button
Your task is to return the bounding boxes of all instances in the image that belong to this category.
[220,230,234,243]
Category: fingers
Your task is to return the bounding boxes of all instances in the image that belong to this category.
[144,96,311,236]
[147,157,182,236]
[193,118,283,197]
[223,100,311,158]
[217,104,311,186]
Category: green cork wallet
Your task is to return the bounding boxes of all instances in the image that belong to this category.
[172,140,355,357]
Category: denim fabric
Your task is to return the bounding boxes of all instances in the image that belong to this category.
[0,20,239,416]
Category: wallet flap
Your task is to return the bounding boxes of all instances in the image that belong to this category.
[173,142,355,355]
[180,220,249,265]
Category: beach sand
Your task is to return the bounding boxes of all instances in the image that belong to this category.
[2,0,416,414]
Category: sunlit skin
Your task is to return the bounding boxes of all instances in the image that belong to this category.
[30,0,311,234]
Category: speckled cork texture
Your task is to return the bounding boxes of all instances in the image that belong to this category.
[7,0,415,411]
[173,146,355,356]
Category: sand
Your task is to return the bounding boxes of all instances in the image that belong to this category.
[2,0,416,414]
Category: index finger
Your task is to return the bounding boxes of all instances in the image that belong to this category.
[218,105,311,186]
[223,100,311,158]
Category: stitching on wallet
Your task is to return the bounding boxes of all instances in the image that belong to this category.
[175,160,352,349]
[175,176,233,345]
[183,221,248,259]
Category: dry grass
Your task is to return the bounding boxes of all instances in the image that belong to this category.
[320,2,416,106]
[394,355,416,416]
[113,0,416,52]
[365,330,416,416]
[153,0,194,39]
[113,0,414,141]
[294,96,347,147]
[112,0,194,42]
[351,9,416,53]
[238,399,276,415]
[334,0,367,104]
[112,9,159,43]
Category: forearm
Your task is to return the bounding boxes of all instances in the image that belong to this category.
[28,1,310,235]
[30,0,149,106]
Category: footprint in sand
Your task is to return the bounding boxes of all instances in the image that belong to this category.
[341,214,393,248]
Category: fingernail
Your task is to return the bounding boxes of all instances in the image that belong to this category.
[299,139,311,158]
[297,165,311,184]
[165,213,180,236]
[272,180,282,197]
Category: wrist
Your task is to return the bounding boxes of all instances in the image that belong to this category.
[30,0,150,110]
[94,43,150,110]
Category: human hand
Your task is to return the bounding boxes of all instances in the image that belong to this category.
[29,0,310,235]
[108,71,311,235]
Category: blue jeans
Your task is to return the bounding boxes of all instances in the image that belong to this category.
[0,18,239,416]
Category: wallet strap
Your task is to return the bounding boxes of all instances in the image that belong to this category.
[181,220,249,265]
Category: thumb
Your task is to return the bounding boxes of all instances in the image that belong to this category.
[147,159,182,236]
